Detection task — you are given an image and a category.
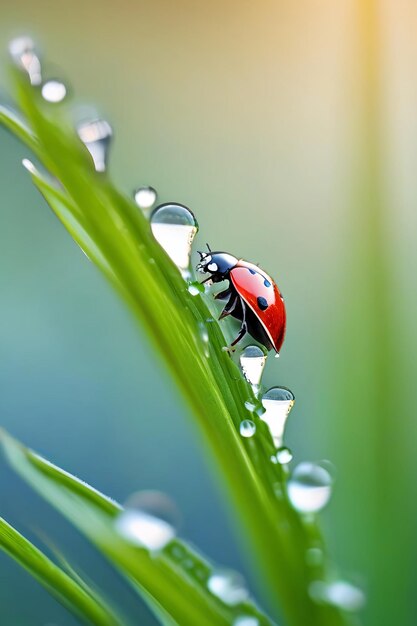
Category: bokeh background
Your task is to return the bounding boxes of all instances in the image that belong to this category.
[1,1,416,625]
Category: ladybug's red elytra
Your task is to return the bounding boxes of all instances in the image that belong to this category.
[196,247,286,353]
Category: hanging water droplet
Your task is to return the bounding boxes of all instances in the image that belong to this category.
[239,345,267,388]
[77,118,113,172]
[233,617,259,626]
[261,386,295,447]
[134,186,157,211]
[287,462,333,514]
[9,36,42,85]
[309,580,365,612]
[239,420,256,438]
[115,490,179,551]
[187,281,205,296]
[207,569,249,606]
[41,79,67,103]
[276,446,293,464]
[150,203,198,276]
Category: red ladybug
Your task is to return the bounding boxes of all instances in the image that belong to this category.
[196,247,286,353]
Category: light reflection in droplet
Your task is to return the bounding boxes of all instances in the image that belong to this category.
[261,386,295,447]
[309,580,365,612]
[239,420,256,438]
[134,186,157,210]
[9,36,42,85]
[287,462,332,514]
[41,80,67,103]
[150,203,198,276]
[207,569,249,606]
[115,490,179,551]
[239,345,267,388]
[77,118,113,172]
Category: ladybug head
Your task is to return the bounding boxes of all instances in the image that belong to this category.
[196,248,238,281]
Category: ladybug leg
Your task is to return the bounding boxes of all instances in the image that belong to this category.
[229,304,248,348]
[214,287,232,301]
[219,292,239,320]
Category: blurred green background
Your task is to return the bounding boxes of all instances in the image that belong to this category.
[0,1,416,624]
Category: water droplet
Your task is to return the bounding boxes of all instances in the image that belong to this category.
[306,547,324,567]
[207,569,249,606]
[22,158,37,175]
[309,580,365,612]
[233,617,259,626]
[276,447,293,464]
[261,386,295,446]
[134,186,157,210]
[287,462,333,514]
[187,281,205,296]
[239,420,256,438]
[239,345,267,388]
[9,36,42,85]
[77,118,112,172]
[41,80,67,103]
[150,203,198,275]
[270,454,278,464]
[115,490,179,551]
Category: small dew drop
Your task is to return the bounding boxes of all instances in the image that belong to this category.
[134,186,157,210]
[309,580,365,612]
[261,386,295,447]
[22,158,37,175]
[207,569,249,606]
[115,490,179,552]
[287,462,333,514]
[276,447,293,464]
[187,281,205,296]
[306,547,324,567]
[41,80,67,103]
[270,455,278,464]
[239,420,256,438]
[77,118,113,172]
[150,203,198,276]
[9,36,42,85]
[233,617,259,626]
[239,345,267,388]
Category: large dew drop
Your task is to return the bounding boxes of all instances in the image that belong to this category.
[115,490,179,552]
[41,80,67,103]
[309,580,365,612]
[287,462,333,514]
[134,186,157,211]
[77,119,113,172]
[150,203,198,276]
[239,345,267,389]
[9,36,42,85]
[261,386,295,447]
[207,569,249,606]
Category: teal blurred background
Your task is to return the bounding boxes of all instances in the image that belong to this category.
[1,1,416,624]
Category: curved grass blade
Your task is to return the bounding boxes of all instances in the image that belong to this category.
[0,516,120,626]
[0,430,274,626]
[1,59,355,626]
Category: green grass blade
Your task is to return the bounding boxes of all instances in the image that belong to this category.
[0,430,274,626]
[0,516,120,626]
[0,57,357,626]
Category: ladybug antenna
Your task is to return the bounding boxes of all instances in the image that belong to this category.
[206,243,212,252]
[197,250,207,260]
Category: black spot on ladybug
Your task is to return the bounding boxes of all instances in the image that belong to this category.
[257,296,268,311]
[264,278,271,287]
[248,268,256,275]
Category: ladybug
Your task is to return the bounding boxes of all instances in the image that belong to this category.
[196,246,286,353]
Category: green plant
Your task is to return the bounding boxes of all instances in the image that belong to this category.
[0,40,362,626]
